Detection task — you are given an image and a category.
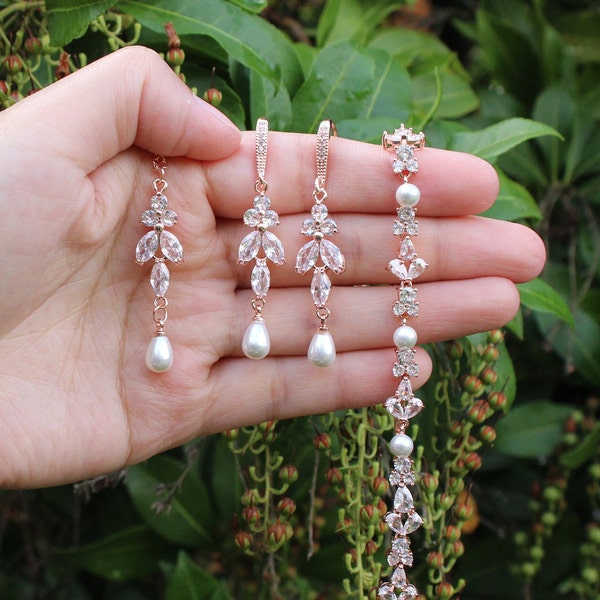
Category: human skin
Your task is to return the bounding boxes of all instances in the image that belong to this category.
[0,46,546,488]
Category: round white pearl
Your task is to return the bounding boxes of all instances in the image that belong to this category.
[308,330,336,367]
[395,182,420,208]
[146,334,173,372]
[393,324,417,348]
[242,318,270,359]
[390,433,414,457]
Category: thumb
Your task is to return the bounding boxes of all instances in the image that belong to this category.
[1,46,241,172]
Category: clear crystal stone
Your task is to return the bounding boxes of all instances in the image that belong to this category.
[160,230,184,263]
[392,457,415,486]
[394,486,414,513]
[136,231,159,263]
[243,208,261,227]
[141,209,159,227]
[296,240,319,274]
[262,231,285,265]
[392,536,413,566]
[253,194,271,212]
[159,210,176,227]
[377,582,397,600]
[311,268,331,306]
[388,259,408,280]
[251,260,270,298]
[150,193,167,210]
[320,239,345,274]
[311,204,328,221]
[238,231,261,264]
[320,218,338,235]
[391,566,407,588]
[263,210,280,228]
[403,511,424,534]
[399,585,418,600]
[301,218,317,236]
[150,261,170,297]
[398,207,416,223]
[394,350,419,378]
[408,258,428,280]
[399,239,415,261]
[398,378,413,399]
[385,512,404,534]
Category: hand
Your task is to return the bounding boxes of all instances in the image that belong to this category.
[0,46,545,488]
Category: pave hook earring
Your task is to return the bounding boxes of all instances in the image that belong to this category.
[378,125,427,600]
[295,119,345,367]
[135,155,184,373]
[237,117,285,359]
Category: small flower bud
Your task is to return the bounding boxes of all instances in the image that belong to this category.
[166,47,185,66]
[488,391,508,412]
[359,504,380,526]
[427,551,444,569]
[530,545,544,561]
[464,452,482,471]
[421,472,439,493]
[467,400,493,424]
[480,344,500,363]
[223,428,239,440]
[438,493,454,511]
[480,367,498,385]
[583,567,600,585]
[279,464,299,484]
[326,467,343,485]
[203,87,222,106]
[277,497,296,516]
[448,477,465,495]
[24,36,43,55]
[446,341,463,360]
[436,582,454,600]
[313,433,331,450]
[487,329,505,344]
[479,425,497,443]
[444,525,461,543]
[267,520,293,546]
[242,506,261,524]
[370,475,389,496]
[521,562,537,578]
[450,540,465,558]
[234,530,253,550]
[449,421,464,438]
[542,486,563,503]
[588,525,600,544]
[460,375,484,396]
[3,55,23,75]
[241,488,261,506]
[364,540,379,556]
[541,511,557,528]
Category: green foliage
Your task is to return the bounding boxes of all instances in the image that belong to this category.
[1,1,599,599]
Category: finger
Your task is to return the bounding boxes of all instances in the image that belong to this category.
[220,215,546,287]
[0,46,241,171]
[183,276,518,359]
[206,132,499,218]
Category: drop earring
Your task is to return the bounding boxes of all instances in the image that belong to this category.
[378,125,427,600]
[295,119,345,367]
[135,155,184,373]
[238,117,285,359]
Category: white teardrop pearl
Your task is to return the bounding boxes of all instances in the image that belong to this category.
[308,330,336,367]
[146,334,174,373]
[242,318,270,360]
[395,182,420,208]
[390,433,414,457]
[393,324,418,348]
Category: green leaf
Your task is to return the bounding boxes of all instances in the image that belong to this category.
[119,0,302,93]
[450,118,562,162]
[561,423,600,470]
[46,0,117,46]
[54,525,171,581]
[126,455,213,547]
[518,278,574,327]
[482,170,542,221]
[495,401,573,458]
[165,551,232,600]
[291,42,374,133]
[250,68,292,131]
[226,0,267,14]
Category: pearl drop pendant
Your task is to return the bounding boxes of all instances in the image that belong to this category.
[390,432,414,457]
[242,317,270,360]
[308,330,336,367]
[146,333,174,373]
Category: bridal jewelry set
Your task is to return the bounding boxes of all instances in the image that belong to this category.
[135,120,427,600]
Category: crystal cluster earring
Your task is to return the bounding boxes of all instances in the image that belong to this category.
[295,119,345,367]
[135,155,184,373]
[238,118,285,359]
[378,125,427,600]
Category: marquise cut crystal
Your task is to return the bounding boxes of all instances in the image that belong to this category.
[296,240,319,274]
[311,269,331,306]
[251,259,270,298]
[320,239,345,274]
[238,231,261,264]
[150,261,170,297]
[160,230,184,263]
[262,231,285,265]
[136,231,159,264]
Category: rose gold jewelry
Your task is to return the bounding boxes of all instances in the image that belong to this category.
[135,155,184,373]
[378,125,427,600]
[295,119,345,367]
[238,117,285,359]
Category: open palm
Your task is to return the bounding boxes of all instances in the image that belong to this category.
[0,47,545,488]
